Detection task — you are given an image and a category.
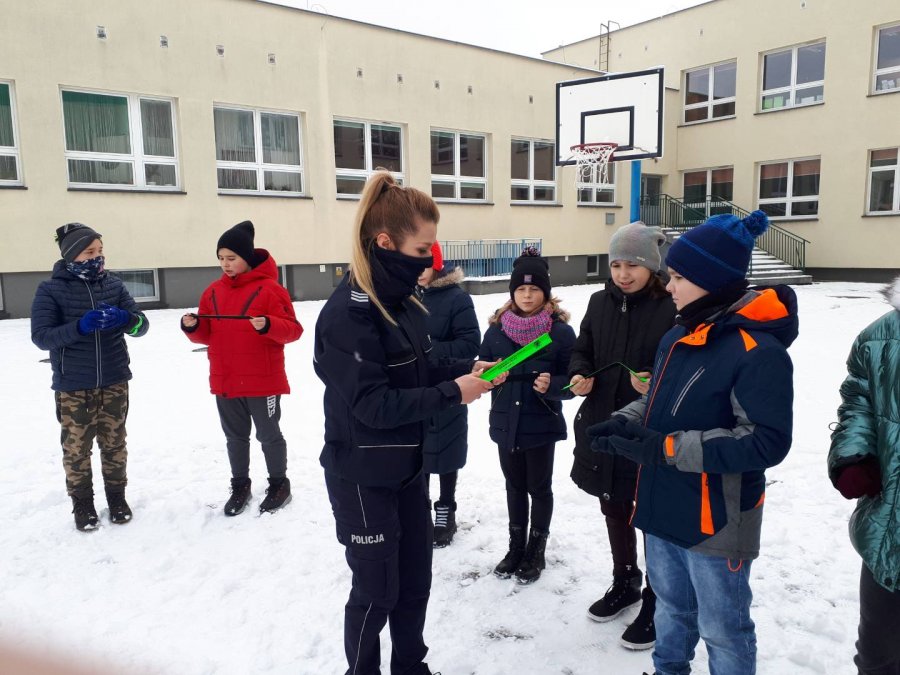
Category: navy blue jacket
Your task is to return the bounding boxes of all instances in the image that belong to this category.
[479,315,576,452]
[314,276,470,488]
[616,287,797,560]
[31,261,150,392]
[421,269,481,475]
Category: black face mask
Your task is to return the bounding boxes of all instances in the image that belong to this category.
[370,245,434,306]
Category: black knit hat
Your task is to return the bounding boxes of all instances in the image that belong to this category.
[217,220,259,267]
[509,246,551,300]
[55,222,102,263]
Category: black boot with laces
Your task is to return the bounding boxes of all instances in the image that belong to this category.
[259,476,292,513]
[106,489,132,525]
[433,500,457,548]
[587,571,642,622]
[493,525,527,579]
[621,586,656,650]
[515,528,549,585]
[71,493,99,531]
[224,477,252,516]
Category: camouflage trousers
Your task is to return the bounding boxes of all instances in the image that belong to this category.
[55,382,129,497]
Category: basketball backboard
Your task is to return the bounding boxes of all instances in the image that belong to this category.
[556,67,664,165]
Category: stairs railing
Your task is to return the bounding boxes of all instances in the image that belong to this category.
[640,194,809,272]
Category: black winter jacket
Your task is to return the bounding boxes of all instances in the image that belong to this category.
[314,276,470,488]
[31,261,150,392]
[421,269,481,475]
[568,279,675,501]
[480,315,576,452]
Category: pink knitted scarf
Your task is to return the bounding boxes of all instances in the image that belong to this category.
[500,308,553,347]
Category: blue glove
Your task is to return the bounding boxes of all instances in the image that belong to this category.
[592,421,667,466]
[78,309,106,335]
[586,415,630,444]
[99,303,132,330]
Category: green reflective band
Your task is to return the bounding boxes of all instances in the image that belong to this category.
[480,333,552,381]
[128,315,144,336]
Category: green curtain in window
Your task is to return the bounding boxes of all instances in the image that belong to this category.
[62,91,131,154]
[140,99,174,157]
[0,84,14,148]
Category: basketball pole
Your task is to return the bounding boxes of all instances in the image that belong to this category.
[630,160,642,223]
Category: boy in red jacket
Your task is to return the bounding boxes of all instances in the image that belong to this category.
[181,221,302,516]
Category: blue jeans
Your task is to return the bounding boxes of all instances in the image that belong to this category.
[646,534,756,675]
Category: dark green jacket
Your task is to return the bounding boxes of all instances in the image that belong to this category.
[828,278,900,591]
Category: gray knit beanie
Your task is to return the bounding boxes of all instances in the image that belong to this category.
[55,222,102,263]
[608,221,666,272]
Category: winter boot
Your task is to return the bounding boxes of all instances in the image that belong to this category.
[515,528,548,585]
[621,586,656,650]
[587,571,642,622]
[259,476,292,513]
[224,477,252,516]
[493,525,527,579]
[71,493,99,531]
[105,489,132,525]
[433,500,457,548]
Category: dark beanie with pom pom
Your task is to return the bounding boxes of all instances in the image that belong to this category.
[665,210,769,292]
[217,220,260,268]
[509,246,552,300]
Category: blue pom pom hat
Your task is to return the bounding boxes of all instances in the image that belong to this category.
[665,210,769,291]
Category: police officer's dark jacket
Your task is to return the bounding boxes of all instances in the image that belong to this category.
[315,275,469,488]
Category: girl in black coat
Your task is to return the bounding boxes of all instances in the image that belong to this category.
[418,243,481,548]
[567,222,675,650]
[313,172,502,675]
[480,248,576,585]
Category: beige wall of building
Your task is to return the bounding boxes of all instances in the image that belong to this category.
[544,0,900,273]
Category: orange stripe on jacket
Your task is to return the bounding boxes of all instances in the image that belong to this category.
[739,328,758,352]
[700,472,714,535]
[736,288,789,322]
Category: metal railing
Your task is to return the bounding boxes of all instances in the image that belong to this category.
[640,194,809,272]
[440,238,541,278]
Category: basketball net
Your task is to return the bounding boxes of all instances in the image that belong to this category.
[571,143,617,187]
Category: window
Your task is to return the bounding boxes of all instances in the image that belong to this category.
[761,41,826,111]
[510,138,556,202]
[62,89,178,189]
[577,162,616,205]
[0,81,22,185]
[430,130,487,201]
[683,168,734,202]
[758,158,820,218]
[333,119,403,196]
[214,106,303,194]
[683,62,736,123]
[868,148,900,213]
[874,23,900,93]
[112,269,159,302]
[587,255,600,277]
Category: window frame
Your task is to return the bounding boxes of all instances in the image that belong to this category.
[759,40,827,112]
[576,161,617,205]
[214,103,305,196]
[111,268,160,302]
[333,117,404,199]
[510,137,557,204]
[429,129,489,203]
[867,147,900,215]
[682,61,737,124]
[873,22,900,95]
[60,87,180,191]
[0,79,23,186]
[757,157,821,219]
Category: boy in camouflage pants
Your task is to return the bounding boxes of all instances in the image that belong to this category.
[31,224,150,531]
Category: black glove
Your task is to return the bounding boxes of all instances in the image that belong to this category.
[586,415,630,444]
[593,421,667,466]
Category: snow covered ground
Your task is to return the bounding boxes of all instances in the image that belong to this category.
[0,280,890,675]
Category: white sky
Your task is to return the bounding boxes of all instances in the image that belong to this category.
[261,0,712,58]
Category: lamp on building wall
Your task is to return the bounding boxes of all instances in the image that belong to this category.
[268,53,276,65]
[216,44,225,57]
[397,74,403,84]
[96,25,107,40]
[434,80,440,90]
[160,35,169,48]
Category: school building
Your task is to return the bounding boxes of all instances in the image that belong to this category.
[0,0,898,318]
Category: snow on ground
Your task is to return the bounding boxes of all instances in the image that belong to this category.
[0,281,890,675]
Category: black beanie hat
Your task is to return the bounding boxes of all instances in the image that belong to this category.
[217,220,259,267]
[55,222,102,263]
[509,246,551,300]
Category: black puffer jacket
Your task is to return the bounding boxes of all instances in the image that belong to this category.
[31,261,150,392]
[568,278,675,501]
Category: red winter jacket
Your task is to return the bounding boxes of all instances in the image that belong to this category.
[183,250,302,397]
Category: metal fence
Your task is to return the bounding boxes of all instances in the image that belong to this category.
[440,238,542,278]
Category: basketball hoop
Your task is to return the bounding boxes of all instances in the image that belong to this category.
[571,142,617,187]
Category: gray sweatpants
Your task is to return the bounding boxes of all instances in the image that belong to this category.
[215,395,287,480]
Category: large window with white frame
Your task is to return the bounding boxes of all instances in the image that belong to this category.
[760,41,826,111]
[868,148,900,214]
[333,119,403,196]
[511,138,556,203]
[430,130,487,201]
[577,162,616,205]
[214,105,304,194]
[873,23,900,93]
[112,269,159,302]
[0,80,22,185]
[683,61,736,123]
[61,89,179,189]
[758,158,820,218]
